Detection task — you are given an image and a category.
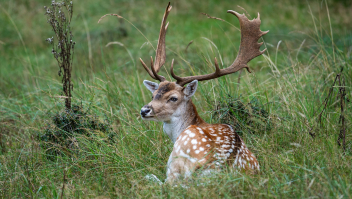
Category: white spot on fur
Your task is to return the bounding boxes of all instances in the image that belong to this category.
[179,150,198,163]
[191,139,197,145]
[195,150,200,154]
[187,149,190,153]
[199,147,204,151]
[193,145,197,149]
[189,132,195,137]
[176,145,181,153]
[202,138,207,142]
[206,144,211,147]
[225,124,234,132]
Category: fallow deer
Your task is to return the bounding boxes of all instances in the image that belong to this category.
[140,3,268,183]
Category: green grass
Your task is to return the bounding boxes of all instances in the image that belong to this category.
[0,0,351,198]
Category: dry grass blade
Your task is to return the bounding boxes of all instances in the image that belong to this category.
[201,13,225,21]
[98,13,123,23]
[237,5,251,18]
[185,40,193,52]
[105,42,124,47]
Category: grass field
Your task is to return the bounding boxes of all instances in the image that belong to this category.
[0,0,351,198]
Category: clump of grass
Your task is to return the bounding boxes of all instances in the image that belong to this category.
[212,95,272,135]
[38,104,115,159]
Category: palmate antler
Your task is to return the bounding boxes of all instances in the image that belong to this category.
[139,2,172,82]
[171,11,269,86]
[140,3,268,86]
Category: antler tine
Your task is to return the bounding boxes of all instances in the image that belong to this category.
[170,59,182,82]
[151,56,166,81]
[139,2,172,82]
[172,10,268,86]
[139,58,156,79]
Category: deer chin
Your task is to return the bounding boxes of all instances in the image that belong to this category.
[141,115,157,121]
[142,116,164,122]
[142,114,171,122]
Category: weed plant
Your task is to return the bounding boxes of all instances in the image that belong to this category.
[37,0,114,161]
[44,0,75,109]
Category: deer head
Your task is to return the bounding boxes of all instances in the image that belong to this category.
[140,2,268,125]
[141,80,198,122]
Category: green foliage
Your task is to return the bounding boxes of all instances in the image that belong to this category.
[0,0,351,198]
[212,95,272,135]
[38,104,115,159]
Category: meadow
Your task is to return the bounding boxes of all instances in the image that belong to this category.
[0,0,351,198]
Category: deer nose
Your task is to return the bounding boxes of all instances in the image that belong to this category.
[141,105,151,117]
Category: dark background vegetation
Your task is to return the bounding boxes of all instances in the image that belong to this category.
[0,0,351,198]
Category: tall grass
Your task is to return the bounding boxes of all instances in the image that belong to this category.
[0,0,351,198]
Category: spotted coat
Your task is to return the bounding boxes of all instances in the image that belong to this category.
[166,124,259,181]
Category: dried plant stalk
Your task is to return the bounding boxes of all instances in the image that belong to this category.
[44,0,75,110]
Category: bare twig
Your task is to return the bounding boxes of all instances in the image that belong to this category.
[317,74,340,124]
[60,169,66,199]
[310,70,348,152]
[337,75,346,153]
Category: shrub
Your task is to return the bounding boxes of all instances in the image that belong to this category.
[38,104,115,159]
[212,95,272,135]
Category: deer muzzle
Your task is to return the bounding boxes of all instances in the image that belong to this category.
[140,105,153,117]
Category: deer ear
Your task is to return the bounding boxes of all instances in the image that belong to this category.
[143,80,159,93]
[183,80,198,98]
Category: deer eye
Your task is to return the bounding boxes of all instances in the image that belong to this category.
[169,97,178,102]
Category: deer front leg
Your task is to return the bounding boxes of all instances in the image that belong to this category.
[165,153,183,183]
[165,153,195,184]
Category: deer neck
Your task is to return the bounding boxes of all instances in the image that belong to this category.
[163,99,205,143]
